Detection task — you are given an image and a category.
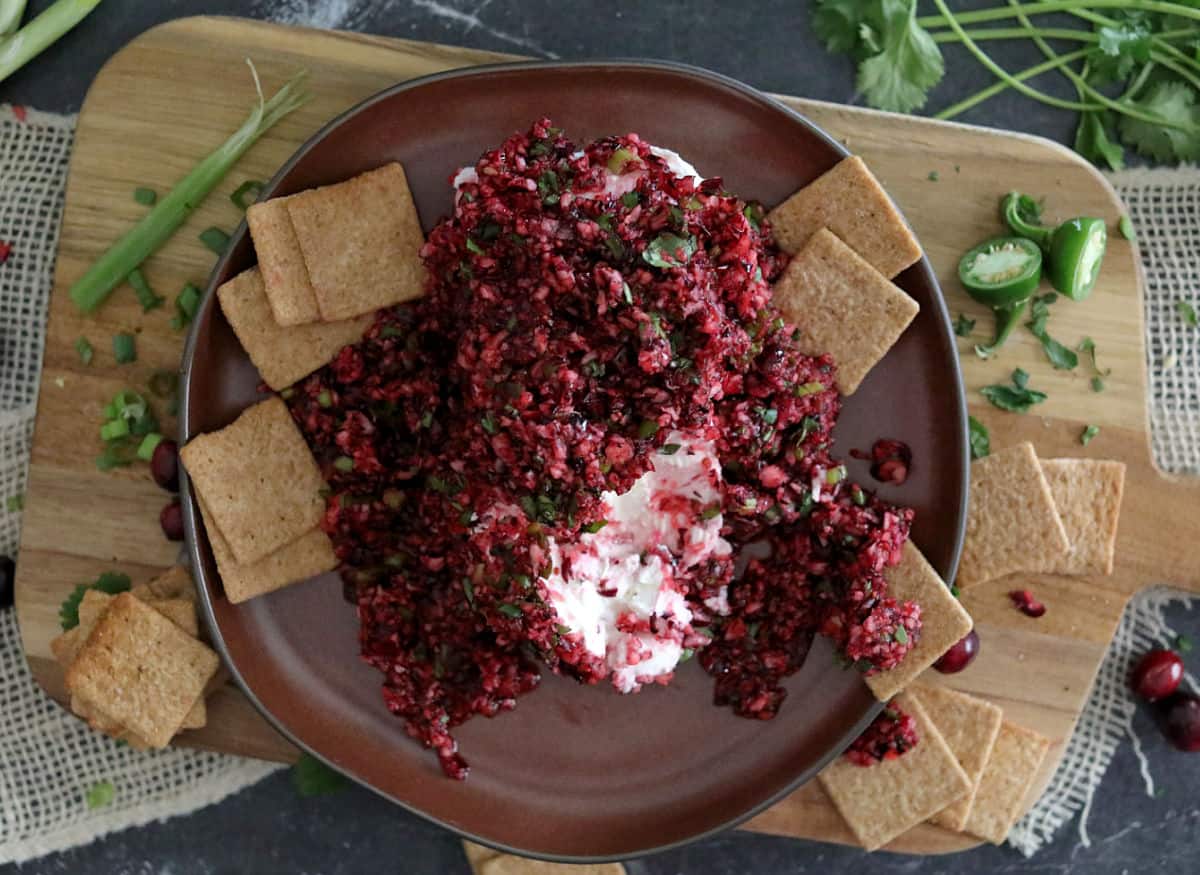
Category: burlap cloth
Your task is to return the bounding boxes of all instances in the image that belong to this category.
[1,104,1196,863]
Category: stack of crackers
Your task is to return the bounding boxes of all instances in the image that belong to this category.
[763,158,1132,851]
[221,162,425,392]
[180,396,338,604]
[50,566,222,748]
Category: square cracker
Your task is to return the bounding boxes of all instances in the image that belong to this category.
[964,721,1051,844]
[247,197,322,325]
[286,163,426,322]
[479,856,624,875]
[866,542,973,701]
[1040,458,1126,575]
[131,565,195,602]
[911,685,1004,831]
[462,841,501,872]
[66,594,218,748]
[958,442,1070,588]
[198,493,337,604]
[218,267,372,391]
[766,155,922,278]
[180,396,325,565]
[818,691,971,851]
[772,227,919,394]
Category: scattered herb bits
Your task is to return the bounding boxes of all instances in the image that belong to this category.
[230,179,265,210]
[133,187,157,206]
[1178,300,1199,328]
[84,780,116,809]
[59,571,132,630]
[968,415,990,460]
[75,336,93,365]
[1080,424,1100,446]
[953,313,975,337]
[927,170,939,182]
[1119,216,1135,241]
[981,369,1047,414]
[128,268,164,312]
[112,333,136,364]
[292,753,348,797]
[199,226,230,255]
[170,282,202,331]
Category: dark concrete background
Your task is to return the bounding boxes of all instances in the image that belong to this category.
[2,1,1197,872]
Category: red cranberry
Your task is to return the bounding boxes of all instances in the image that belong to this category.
[851,439,912,486]
[1009,589,1045,618]
[1131,649,1184,702]
[0,555,14,610]
[934,629,979,674]
[150,439,179,492]
[1158,692,1200,752]
[160,499,184,541]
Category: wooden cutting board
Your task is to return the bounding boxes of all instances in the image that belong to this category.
[14,15,1200,855]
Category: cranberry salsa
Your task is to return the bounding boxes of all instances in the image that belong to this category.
[285,120,920,778]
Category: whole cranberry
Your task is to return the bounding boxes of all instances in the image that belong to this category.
[150,439,179,492]
[1131,649,1184,702]
[0,555,14,610]
[1158,692,1200,752]
[160,499,184,541]
[934,629,979,674]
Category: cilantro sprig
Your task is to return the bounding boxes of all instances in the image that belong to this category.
[982,367,1048,413]
[59,571,132,630]
[811,0,1200,167]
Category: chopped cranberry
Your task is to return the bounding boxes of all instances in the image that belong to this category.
[0,555,14,610]
[1157,692,1200,752]
[845,702,920,765]
[1009,589,1045,618]
[0,241,11,265]
[852,439,912,485]
[1131,649,1184,702]
[160,499,184,541]
[284,120,918,779]
[150,439,180,492]
[934,629,979,674]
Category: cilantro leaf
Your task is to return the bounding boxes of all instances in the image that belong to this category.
[292,752,348,797]
[642,233,697,269]
[1120,81,1200,164]
[968,415,990,460]
[812,0,869,56]
[1074,111,1125,171]
[855,0,944,113]
[982,369,1047,413]
[1080,424,1100,446]
[1026,293,1077,370]
[953,313,975,337]
[1092,22,1152,82]
[59,571,132,630]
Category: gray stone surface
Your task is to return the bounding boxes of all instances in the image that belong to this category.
[2,1,1196,872]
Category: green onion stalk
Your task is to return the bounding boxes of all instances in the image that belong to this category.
[69,63,310,313]
[0,0,101,84]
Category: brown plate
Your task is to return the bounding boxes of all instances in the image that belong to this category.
[181,60,968,862]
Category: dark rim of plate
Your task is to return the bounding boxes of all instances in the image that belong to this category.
[179,57,970,864]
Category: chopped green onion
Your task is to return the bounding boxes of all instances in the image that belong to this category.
[317,390,332,408]
[582,519,608,534]
[100,419,129,441]
[133,187,157,206]
[1080,424,1100,446]
[75,336,93,365]
[112,333,136,364]
[794,381,825,396]
[127,268,164,312]
[84,779,115,809]
[170,283,202,330]
[230,179,264,210]
[333,456,354,472]
[68,66,309,313]
[199,226,230,255]
[825,465,846,485]
[136,432,163,461]
[465,238,484,255]
[0,0,102,86]
[1119,215,1135,242]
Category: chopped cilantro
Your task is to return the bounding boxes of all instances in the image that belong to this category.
[659,443,682,455]
[1091,376,1105,393]
[1177,299,1199,328]
[637,419,659,439]
[968,415,990,460]
[7,493,24,512]
[953,313,975,337]
[59,571,132,630]
[1080,424,1100,446]
[1176,634,1193,654]
[582,520,608,534]
[497,604,523,618]
[642,233,697,269]
[292,753,348,797]
[75,336,93,365]
[927,170,939,182]
[133,187,157,206]
[894,626,909,644]
[1026,294,1077,370]
[982,369,1047,414]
